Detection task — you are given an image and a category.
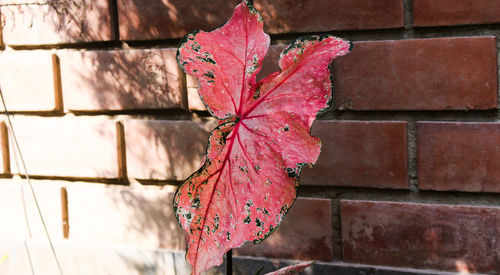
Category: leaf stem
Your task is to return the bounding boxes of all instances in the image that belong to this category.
[226,249,233,275]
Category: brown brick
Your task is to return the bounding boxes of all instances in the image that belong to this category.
[341,200,500,274]
[0,0,113,45]
[0,51,59,112]
[235,197,332,261]
[0,179,64,240]
[413,0,500,27]
[66,184,185,250]
[334,37,498,110]
[124,119,217,181]
[59,48,185,111]
[255,0,404,34]
[118,0,403,40]
[118,0,240,40]
[417,122,500,192]
[187,45,286,111]
[300,121,408,189]
[8,116,118,179]
[257,45,286,81]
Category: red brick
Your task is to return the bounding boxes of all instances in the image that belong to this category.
[334,37,498,110]
[257,45,286,81]
[118,0,240,40]
[0,0,113,45]
[417,122,500,192]
[413,0,500,27]
[118,0,403,40]
[8,116,118,178]
[341,200,500,274]
[300,121,408,189]
[0,51,60,112]
[255,0,404,34]
[235,197,332,261]
[59,48,185,111]
[66,184,185,250]
[124,119,216,181]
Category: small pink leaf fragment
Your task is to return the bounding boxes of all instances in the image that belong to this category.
[174,1,350,274]
[264,261,317,275]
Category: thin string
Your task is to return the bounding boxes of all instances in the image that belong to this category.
[23,240,35,275]
[16,140,36,275]
[0,86,64,275]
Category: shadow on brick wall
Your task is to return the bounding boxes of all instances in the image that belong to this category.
[0,0,113,44]
[122,120,216,183]
[117,0,240,40]
[59,48,185,112]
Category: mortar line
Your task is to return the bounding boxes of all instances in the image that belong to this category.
[407,120,418,192]
[402,0,415,39]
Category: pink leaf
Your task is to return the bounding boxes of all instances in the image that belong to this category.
[174,1,350,274]
[264,261,317,275]
[177,0,269,119]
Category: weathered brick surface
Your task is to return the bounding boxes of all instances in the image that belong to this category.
[333,37,498,110]
[235,197,332,261]
[257,45,286,81]
[66,184,185,250]
[341,200,500,274]
[118,0,240,40]
[2,1,500,273]
[254,0,404,33]
[124,119,216,181]
[0,180,63,240]
[59,48,184,111]
[418,122,500,193]
[8,116,118,179]
[301,121,408,189]
[0,51,59,112]
[232,257,459,275]
[413,0,500,27]
[0,0,113,45]
[118,0,403,40]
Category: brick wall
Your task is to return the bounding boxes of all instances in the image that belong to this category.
[0,1,499,274]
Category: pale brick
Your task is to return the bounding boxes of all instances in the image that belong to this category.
[59,48,185,111]
[66,184,185,250]
[124,119,216,181]
[0,179,63,240]
[8,116,118,178]
[0,0,113,45]
[0,238,182,275]
[186,74,205,111]
[0,51,59,112]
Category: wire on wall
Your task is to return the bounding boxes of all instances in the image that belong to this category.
[0,85,64,275]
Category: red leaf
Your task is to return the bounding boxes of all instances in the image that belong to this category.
[174,1,350,274]
[177,0,269,119]
[264,261,317,275]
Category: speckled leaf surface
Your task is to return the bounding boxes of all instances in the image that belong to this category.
[174,1,350,274]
